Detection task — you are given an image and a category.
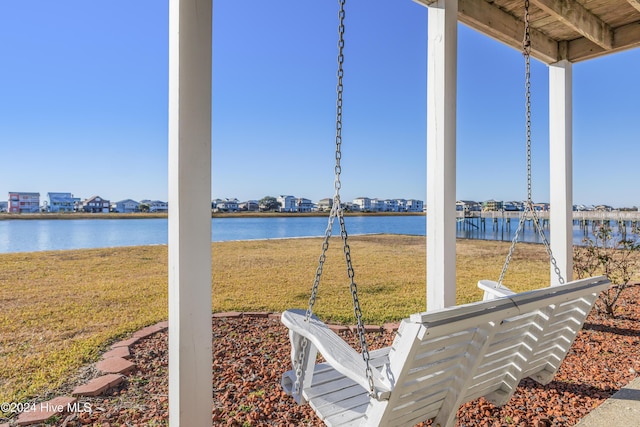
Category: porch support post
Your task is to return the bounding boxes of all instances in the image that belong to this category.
[549,59,573,285]
[426,0,458,310]
[168,0,212,425]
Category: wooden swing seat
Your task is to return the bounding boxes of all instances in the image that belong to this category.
[281,276,610,427]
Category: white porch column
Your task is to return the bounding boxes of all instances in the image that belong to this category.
[426,0,457,310]
[168,0,212,425]
[549,60,573,286]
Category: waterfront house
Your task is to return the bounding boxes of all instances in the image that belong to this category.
[8,192,40,213]
[406,199,424,212]
[384,199,399,212]
[82,196,110,213]
[370,198,385,212]
[238,200,259,212]
[277,195,296,212]
[482,199,504,211]
[216,198,238,212]
[456,200,481,214]
[317,198,333,212]
[0,201,7,212]
[344,201,359,212]
[296,198,314,213]
[141,199,169,213]
[113,199,140,213]
[353,197,371,212]
[47,192,78,213]
[595,204,614,212]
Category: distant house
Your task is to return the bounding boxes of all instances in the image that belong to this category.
[594,204,613,212]
[141,200,169,213]
[296,198,314,213]
[83,196,111,213]
[238,200,259,212]
[383,199,399,212]
[47,192,77,213]
[533,202,550,211]
[317,198,333,212]
[396,199,408,212]
[213,198,237,212]
[406,199,424,212]
[113,199,140,213]
[482,199,503,212]
[353,197,371,212]
[8,192,40,213]
[457,200,482,213]
[370,198,385,212]
[344,201,359,212]
[277,195,296,212]
[0,201,7,212]
[574,204,594,211]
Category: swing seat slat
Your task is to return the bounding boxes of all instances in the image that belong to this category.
[281,276,610,427]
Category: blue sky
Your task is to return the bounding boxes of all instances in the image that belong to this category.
[1,1,638,207]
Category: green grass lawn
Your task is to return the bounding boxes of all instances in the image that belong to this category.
[0,235,552,405]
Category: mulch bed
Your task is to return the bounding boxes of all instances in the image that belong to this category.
[25,285,640,426]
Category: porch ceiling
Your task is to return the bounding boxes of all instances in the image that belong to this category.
[416,0,640,64]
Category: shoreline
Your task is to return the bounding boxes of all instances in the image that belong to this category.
[0,211,425,221]
[0,212,167,221]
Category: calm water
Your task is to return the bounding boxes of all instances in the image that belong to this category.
[0,216,613,254]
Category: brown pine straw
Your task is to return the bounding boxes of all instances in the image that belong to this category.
[30,283,640,427]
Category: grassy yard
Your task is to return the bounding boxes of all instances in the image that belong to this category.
[0,235,552,405]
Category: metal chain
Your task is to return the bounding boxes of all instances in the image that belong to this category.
[334,0,345,195]
[498,206,528,285]
[499,0,564,285]
[530,207,565,284]
[338,213,375,394]
[295,0,375,398]
[294,206,336,396]
[524,0,532,203]
[306,0,347,328]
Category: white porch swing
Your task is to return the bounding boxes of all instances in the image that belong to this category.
[279,1,610,426]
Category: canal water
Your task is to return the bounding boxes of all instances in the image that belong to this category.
[0,215,626,254]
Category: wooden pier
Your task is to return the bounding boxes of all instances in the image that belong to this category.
[456,211,640,236]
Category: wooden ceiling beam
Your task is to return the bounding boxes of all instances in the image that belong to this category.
[568,21,640,62]
[457,0,559,63]
[529,0,613,50]
[414,0,559,63]
[626,0,640,13]
[414,0,640,63]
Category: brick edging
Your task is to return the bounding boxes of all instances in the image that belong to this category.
[8,312,400,426]
[9,321,168,427]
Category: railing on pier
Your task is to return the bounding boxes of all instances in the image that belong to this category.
[455,211,640,234]
[455,210,550,232]
[456,211,640,222]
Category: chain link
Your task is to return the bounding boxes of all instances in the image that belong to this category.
[294,0,375,398]
[338,213,375,394]
[524,0,532,203]
[498,208,527,285]
[499,0,564,286]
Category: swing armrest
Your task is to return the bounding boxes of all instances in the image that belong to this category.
[281,309,391,400]
[478,280,516,301]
